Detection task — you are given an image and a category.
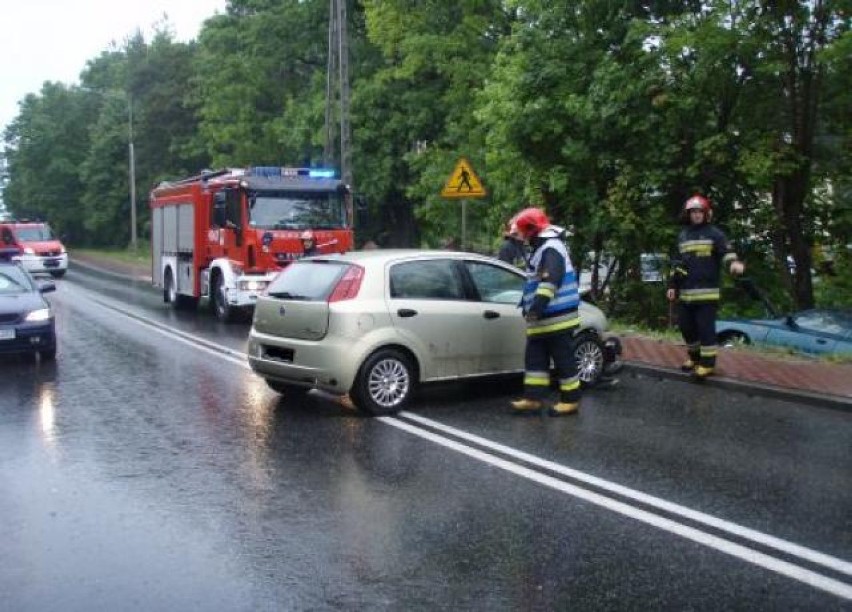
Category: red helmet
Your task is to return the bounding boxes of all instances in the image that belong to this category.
[512,207,550,239]
[684,195,711,213]
[300,230,315,241]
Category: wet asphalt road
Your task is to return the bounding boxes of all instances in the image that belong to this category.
[1,265,850,610]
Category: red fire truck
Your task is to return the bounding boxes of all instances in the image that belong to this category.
[150,166,354,322]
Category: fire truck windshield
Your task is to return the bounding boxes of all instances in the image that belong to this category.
[13,224,56,241]
[249,191,347,230]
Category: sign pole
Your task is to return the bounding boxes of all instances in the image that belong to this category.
[461,200,467,250]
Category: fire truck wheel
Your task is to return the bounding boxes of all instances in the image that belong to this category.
[212,274,238,322]
[165,268,198,310]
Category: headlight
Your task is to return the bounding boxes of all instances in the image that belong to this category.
[60,246,67,254]
[25,308,52,322]
[24,247,35,255]
[238,280,269,292]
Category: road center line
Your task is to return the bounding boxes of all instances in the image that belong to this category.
[398,411,852,578]
[381,416,852,600]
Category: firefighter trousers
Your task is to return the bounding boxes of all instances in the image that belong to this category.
[677,301,718,368]
[523,329,581,404]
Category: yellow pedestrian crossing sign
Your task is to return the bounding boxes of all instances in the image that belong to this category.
[441,157,487,199]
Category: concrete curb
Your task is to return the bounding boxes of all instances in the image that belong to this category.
[624,361,852,412]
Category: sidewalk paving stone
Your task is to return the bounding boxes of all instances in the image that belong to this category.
[621,335,852,407]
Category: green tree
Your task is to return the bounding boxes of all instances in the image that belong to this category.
[2,82,97,243]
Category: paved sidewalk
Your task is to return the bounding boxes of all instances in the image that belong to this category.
[69,252,852,409]
[621,334,852,408]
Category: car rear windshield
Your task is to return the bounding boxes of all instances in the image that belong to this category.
[266,260,349,300]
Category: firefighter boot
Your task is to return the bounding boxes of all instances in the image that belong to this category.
[548,402,580,417]
[511,398,543,415]
[694,365,714,379]
[680,359,696,372]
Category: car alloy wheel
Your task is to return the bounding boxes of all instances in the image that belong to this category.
[719,332,749,348]
[352,348,414,415]
[574,331,605,387]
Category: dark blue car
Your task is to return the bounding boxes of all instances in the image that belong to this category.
[0,255,57,360]
[716,308,852,356]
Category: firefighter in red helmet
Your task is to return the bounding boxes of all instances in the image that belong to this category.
[301,230,319,257]
[667,194,745,378]
[510,207,582,416]
[497,216,527,268]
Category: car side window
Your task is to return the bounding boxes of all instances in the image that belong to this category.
[464,261,525,304]
[389,260,464,300]
[795,311,845,335]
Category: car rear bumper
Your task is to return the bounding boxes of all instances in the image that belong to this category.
[0,322,56,354]
[247,329,359,394]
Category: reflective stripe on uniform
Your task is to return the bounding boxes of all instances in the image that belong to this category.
[680,288,720,302]
[527,312,581,336]
[559,378,580,392]
[680,240,714,256]
[524,371,550,387]
[535,283,556,299]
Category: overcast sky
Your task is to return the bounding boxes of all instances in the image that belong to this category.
[1,0,227,135]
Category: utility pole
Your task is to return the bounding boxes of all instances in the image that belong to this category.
[128,96,137,251]
[325,0,352,189]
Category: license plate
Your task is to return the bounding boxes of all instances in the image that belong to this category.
[0,329,15,340]
[44,259,60,267]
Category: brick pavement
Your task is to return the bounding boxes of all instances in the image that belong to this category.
[621,334,852,406]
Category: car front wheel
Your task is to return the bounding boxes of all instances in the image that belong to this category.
[574,331,605,387]
[351,349,415,416]
[719,331,750,348]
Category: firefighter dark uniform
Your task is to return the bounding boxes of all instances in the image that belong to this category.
[509,208,582,416]
[301,230,319,257]
[669,195,744,378]
[497,234,527,268]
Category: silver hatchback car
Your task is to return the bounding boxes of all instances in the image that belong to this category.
[247,250,620,415]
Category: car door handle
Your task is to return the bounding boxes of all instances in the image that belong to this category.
[397,308,418,318]
[483,310,500,319]
[816,339,827,344]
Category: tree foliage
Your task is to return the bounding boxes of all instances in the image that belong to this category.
[1,0,848,315]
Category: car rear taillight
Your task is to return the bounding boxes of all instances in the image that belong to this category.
[328,264,365,302]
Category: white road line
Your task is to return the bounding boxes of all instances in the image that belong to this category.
[381,416,852,600]
[398,411,852,579]
[68,283,852,600]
